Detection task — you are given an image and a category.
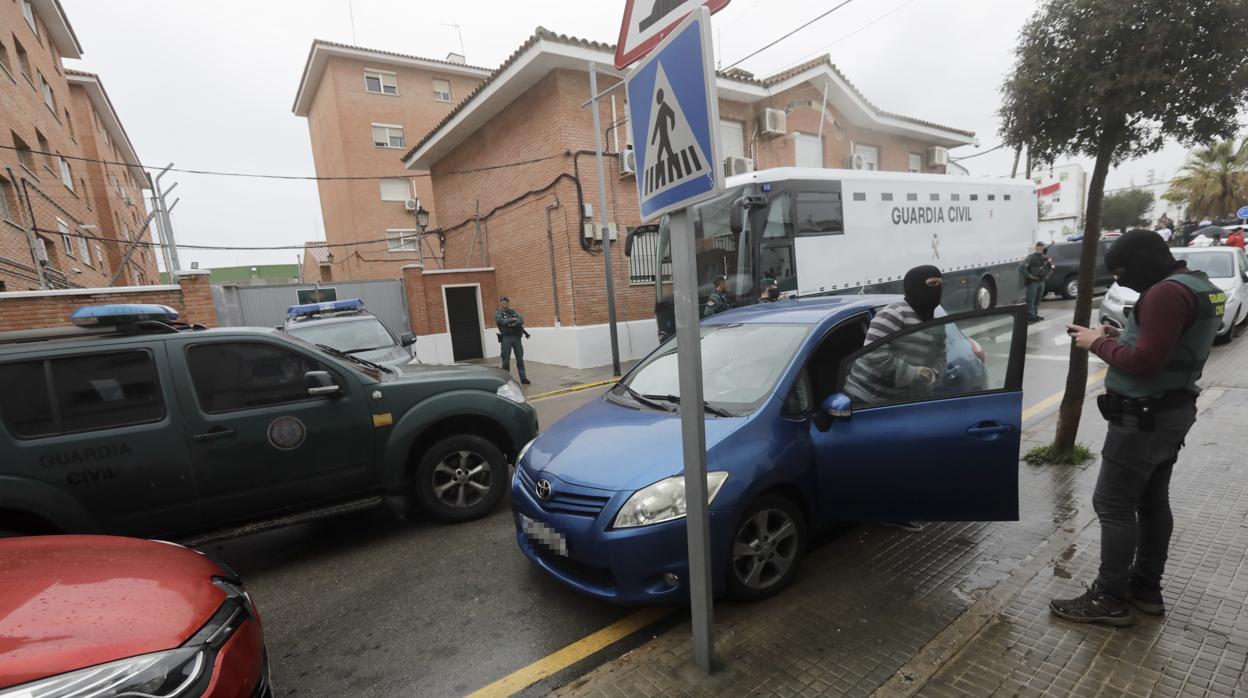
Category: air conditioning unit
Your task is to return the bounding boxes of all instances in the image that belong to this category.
[759,108,786,137]
[848,153,868,170]
[583,223,619,241]
[619,149,637,177]
[404,199,420,212]
[724,156,754,177]
[33,238,49,264]
[927,146,949,167]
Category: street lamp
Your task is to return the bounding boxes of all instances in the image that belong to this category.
[415,205,430,232]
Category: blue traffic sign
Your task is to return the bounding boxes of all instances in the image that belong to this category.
[626,8,722,222]
[1237,205,1248,220]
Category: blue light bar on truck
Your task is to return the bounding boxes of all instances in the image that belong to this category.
[286,298,365,318]
[70,304,179,327]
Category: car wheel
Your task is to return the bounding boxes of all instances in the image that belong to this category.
[412,435,507,522]
[727,494,806,602]
[1062,275,1079,300]
[974,278,996,310]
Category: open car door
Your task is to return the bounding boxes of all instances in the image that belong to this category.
[812,306,1027,522]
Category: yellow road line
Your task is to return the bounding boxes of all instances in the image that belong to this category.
[1021,367,1108,423]
[529,378,619,402]
[464,607,672,698]
[480,367,1110,698]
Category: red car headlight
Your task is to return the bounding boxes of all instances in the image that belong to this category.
[0,647,209,698]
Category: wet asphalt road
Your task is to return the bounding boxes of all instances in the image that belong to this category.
[199,298,1092,697]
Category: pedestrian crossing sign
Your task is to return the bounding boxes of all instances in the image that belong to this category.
[626,6,723,222]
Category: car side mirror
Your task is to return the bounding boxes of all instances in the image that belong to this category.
[821,393,853,420]
[306,370,340,397]
[1241,271,1248,283]
[400,332,416,348]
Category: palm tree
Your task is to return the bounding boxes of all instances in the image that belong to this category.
[1163,138,1248,220]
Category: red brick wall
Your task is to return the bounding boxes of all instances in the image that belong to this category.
[0,271,217,331]
[402,265,497,336]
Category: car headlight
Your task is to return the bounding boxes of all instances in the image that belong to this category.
[613,472,729,529]
[0,647,209,698]
[496,380,527,404]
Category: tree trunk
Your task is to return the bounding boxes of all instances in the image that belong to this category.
[1011,145,1023,178]
[1052,131,1117,452]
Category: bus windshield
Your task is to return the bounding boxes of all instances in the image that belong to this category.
[654,185,755,302]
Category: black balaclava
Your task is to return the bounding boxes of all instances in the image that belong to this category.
[903,265,943,321]
[1104,229,1178,293]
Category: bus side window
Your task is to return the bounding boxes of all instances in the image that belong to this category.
[796,192,844,235]
[762,194,792,239]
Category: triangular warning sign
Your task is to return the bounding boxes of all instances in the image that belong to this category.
[641,63,712,200]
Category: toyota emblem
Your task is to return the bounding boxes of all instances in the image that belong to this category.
[535,479,552,500]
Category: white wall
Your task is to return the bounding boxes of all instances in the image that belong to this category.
[414,319,659,369]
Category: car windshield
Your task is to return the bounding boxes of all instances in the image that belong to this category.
[617,323,809,413]
[286,317,396,353]
[1174,252,1234,279]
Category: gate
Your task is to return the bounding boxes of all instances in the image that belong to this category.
[212,279,411,336]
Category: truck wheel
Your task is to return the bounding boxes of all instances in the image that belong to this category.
[1062,275,1079,300]
[727,494,806,602]
[412,435,507,522]
[975,278,997,310]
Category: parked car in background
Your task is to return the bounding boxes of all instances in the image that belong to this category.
[282,298,416,370]
[0,535,269,697]
[0,304,538,541]
[512,296,1025,604]
[1044,240,1115,299]
[1099,247,1248,344]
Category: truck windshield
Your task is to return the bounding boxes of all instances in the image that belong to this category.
[614,323,808,413]
[654,185,755,303]
[286,317,396,354]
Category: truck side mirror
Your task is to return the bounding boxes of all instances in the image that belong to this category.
[400,332,416,348]
[306,371,340,397]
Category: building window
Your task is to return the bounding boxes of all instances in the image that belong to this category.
[14,38,31,81]
[627,227,670,284]
[35,131,52,171]
[908,153,922,173]
[0,41,12,78]
[64,109,75,139]
[21,0,37,36]
[0,176,14,221]
[386,229,419,252]
[852,144,879,171]
[80,177,90,208]
[96,244,107,272]
[365,69,398,95]
[59,156,73,191]
[372,124,405,149]
[57,218,72,256]
[12,132,35,172]
[39,73,54,111]
[794,133,822,169]
[379,178,409,202]
[432,78,452,102]
[720,120,745,161]
[77,231,89,264]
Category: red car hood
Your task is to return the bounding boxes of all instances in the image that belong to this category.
[0,536,227,689]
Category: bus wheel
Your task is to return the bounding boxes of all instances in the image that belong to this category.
[975,278,997,310]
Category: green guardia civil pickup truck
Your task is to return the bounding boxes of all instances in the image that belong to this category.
[0,304,538,542]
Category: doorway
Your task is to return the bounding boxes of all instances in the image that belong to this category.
[444,285,484,361]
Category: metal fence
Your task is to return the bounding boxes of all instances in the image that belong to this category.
[628,228,671,284]
[212,279,411,336]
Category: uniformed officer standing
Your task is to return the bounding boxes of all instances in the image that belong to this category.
[703,275,731,318]
[494,297,530,385]
[1052,230,1225,627]
[1020,242,1054,322]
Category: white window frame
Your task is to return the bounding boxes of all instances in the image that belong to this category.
[21,0,37,35]
[386,228,419,252]
[59,156,73,190]
[432,78,452,103]
[853,143,880,171]
[372,123,405,149]
[908,153,922,174]
[77,231,90,264]
[364,69,398,95]
[57,218,72,256]
[720,120,745,161]
[96,243,106,271]
[379,178,410,202]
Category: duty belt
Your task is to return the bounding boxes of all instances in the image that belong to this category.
[1097,391,1195,430]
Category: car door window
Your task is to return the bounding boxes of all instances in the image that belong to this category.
[782,370,812,418]
[187,342,337,414]
[841,311,1024,409]
[0,351,164,438]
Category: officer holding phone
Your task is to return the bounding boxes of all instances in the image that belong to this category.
[1051,230,1224,627]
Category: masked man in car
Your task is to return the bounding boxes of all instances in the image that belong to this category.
[843,265,947,532]
[1053,230,1224,627]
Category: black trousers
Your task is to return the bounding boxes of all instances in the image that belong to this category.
[1093,401,1196,598]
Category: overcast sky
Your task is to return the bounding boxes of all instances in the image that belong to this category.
[60,0,1212,269]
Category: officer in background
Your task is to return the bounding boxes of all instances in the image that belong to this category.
[494,297,530,385]
[1020,242,1054,322]
[704,276,731,317]
[758,277,780,303]
[1053,230,1224,627]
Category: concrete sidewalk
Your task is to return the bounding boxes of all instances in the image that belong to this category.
[464,357,635,398]
[551,343,1248,697]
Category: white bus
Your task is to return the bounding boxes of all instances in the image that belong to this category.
[644,168,1038,338]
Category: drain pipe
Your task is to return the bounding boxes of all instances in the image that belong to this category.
[545,198,563,327]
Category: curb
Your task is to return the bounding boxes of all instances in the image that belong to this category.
[528,378,620,402]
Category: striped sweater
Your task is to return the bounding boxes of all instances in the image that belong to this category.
[844,300,947,405]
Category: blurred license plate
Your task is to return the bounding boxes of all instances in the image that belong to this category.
[520,514,567,557]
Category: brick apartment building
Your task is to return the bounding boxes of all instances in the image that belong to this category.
[292,40,490,283]
[0,0,156,293]
[395,29,977,367]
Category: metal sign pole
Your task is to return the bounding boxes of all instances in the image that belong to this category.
[669,207,715,672]
[589,62,623,378]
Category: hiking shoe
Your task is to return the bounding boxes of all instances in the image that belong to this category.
[1050,582,1135,627]
[1127,581,1165,616]
[882,520,924,532]
[520,379,532,385]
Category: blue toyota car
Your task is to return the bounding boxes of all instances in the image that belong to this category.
[511,296,1026,604]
